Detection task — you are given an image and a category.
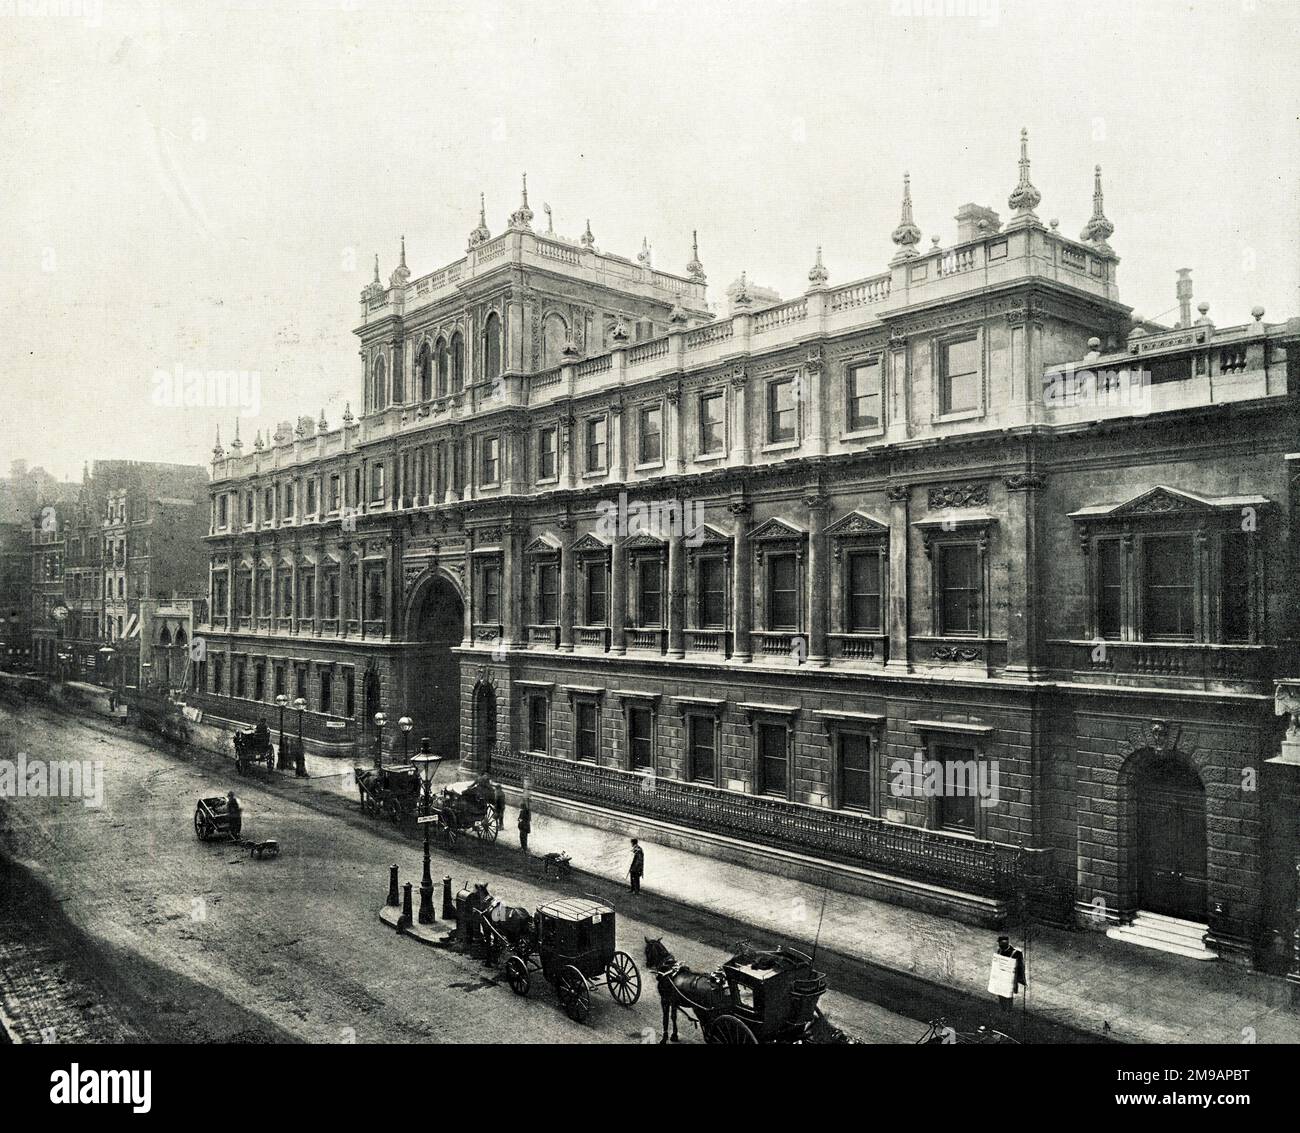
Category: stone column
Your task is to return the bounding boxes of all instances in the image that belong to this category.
[338,543,350,637]
[610,537,626,655]
[462,542,474,644]
[558,518,575,652]
[667,531,685,658]
[611,400,626,481]
[804,349,826,456]
[730,370,750,465]
[729,501,752,663]
[1004,473,1046,676]
[313,552,324,637]
[805,493,831,664]
[886,485,910,671]
[504,523,524,646]
[667,386,685,472]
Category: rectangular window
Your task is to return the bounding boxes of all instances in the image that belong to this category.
[299,573,315,619]
[758,723,788,796]
[258,570,271,617]
[295,666,307,702]
[586,417,607,472]
[319,669,332,714]
[306,479,318,516]
[284,483,295,517]
[253,661,265,702]
[688,715,715,783]
[840,733,871,810]
[699,392,724,454]
[847,551,882,633]
[767,378,797,443]
[585,561,607,624]
[938,544,980,636]
[940,335,980,415]
[768,553,798,631]
[1221,532,1250,643]
[481,563,501,625]
[274,664,285,699]
[1097,539,1122,639]
[370,463,385,503]
[537,561,559,624]
[329,475,341,512]
[244,494,254,524]
[234,659,246,699]
[344,669,355,717]
[1143,535,1194,639]
[698,557,727,628]
[279,575,292,618]
[936,744,977,833]
[637,558,662,626]
[326,570,340,619]
[528,696,548,754]
[264,487,275,521]
[639,405,663,464]
[537,427,557,481]
[847,360,882,431]
[629,706,653,770]
[576,701,598,762]
[481,436,500,485]
[365,567,384,622]
[217,496,229,527]
[212,656,224,694]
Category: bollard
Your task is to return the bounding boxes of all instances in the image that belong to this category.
[387,864,400,907]
[295,740,307,778]
[441,875,455,921]
[402,882,413,922]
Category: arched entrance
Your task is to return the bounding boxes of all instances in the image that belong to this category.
[1133,755,1207,920]
[406,575,464,758]
[474,682,497,769]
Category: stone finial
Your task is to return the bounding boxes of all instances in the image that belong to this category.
[669,302,689,325]
[580,218,595,249]
[230,419,243,450]
[1195,301,1213,327]
[508,173,534,230]
[252,429,264,451]
[891,172,922,256]
[807,246,828,289]
[1252,305,1266,323]
[1007,128,1042,219]
[343,402,355,425]
[686,229,706,283]
[733,271,753,308]
[1080,164,1115,248]
[543,202,553,235]
[389,235,410,287]
[361,253,384,301]
[318,407,328,431]
[637,237,652,267]
[212,426,225,460]
[467,193,491,250]
[611,318,630,343]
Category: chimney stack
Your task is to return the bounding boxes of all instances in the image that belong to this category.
[1176,268,1193,328]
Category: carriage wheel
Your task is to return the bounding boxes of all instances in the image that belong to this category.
[505,956,530,997]
[477,809,498,843]
[556,966,590,1024]
[605,951,641,1007]
[705,1016,757,1044]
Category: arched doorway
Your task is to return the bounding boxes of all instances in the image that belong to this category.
[406,575,463,757]
[1134,755,1207,920]
[474,682,497,769]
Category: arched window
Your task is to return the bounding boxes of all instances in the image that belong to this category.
[541,312,568,369]
[175,627,187,647]
[372,354,387,412]
[417,343,432,401]
[451,331,464,392]
[158,625,172,646]
[483,313,502,382]
[435,337,449,398]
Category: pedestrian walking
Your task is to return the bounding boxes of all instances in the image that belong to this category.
[517,800,531,854]
[492,779,506,827]
[991,934,1026,1013]
[628,838,644,894]
[225,791,242,840]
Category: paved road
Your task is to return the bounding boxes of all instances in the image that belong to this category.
[0,697,920,1044]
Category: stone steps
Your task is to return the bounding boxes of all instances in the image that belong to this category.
[1107,911,1218,961]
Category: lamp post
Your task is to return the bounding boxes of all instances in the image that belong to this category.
[293,696,306,768]
[399,715,413,764]
[373,711,388,770]
[275,693,288,770]
[411,752,443,925]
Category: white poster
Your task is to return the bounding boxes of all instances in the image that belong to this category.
[988,953,1019,998]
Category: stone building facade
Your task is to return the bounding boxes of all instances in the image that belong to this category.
[196,155,1300,964]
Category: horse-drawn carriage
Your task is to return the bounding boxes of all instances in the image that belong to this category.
[480,896,641,1023]
[644,938,848,1044]
[355,767,499,844]
[233,727,275,775]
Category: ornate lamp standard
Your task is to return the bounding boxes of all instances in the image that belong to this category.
[373,711,388,770]
[411,752,443,925]
[275,693,289,769]
[293,696,307,767]
[399,715,413,763]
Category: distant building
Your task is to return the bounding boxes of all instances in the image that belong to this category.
[0,522,33,667]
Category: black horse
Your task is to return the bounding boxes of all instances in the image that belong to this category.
[644,937,731,1043]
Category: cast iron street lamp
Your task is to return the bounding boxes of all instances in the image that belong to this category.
[399,715,413,763]
[275,693,289,769]
[411,752,443,925]
[373,711,388,770]
[293,696,307,767]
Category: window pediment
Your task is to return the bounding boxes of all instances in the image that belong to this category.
[825,511,888,539]
[750,517,806,542]
[1070,486,1272,524]
[525,533,562,555]
[572,532,611,555]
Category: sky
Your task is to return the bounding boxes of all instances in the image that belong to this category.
[1,0,1296,482]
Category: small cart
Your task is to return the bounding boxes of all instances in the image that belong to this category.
[193,796,279,858]
[496,897,641,1023]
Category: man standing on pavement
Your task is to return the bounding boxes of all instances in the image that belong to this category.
[517,799,531,854]
[628,838,644,894]
[492,779,506,828]
[993,934,1026,1013]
